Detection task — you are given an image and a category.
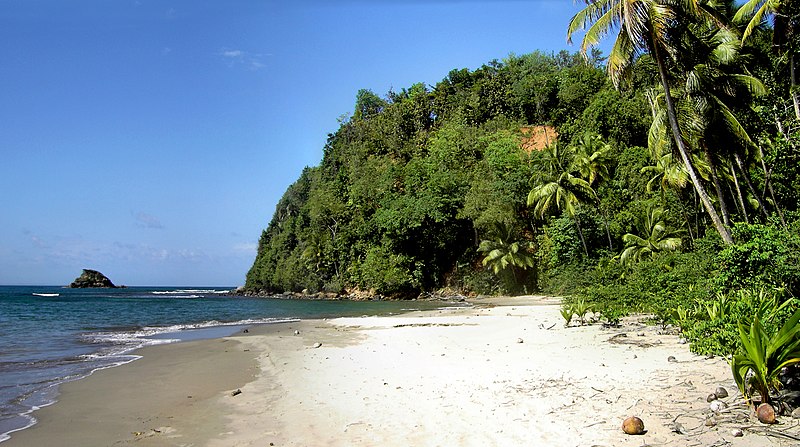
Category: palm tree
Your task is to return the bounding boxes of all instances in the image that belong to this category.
[527,144,597,255]
[735,0,800,120]
[572,132,612,186]
[568,0,735,244]
[641,153,689,194]
[619,206,683,265]
[477,223,536,281]
[572,132,614,249]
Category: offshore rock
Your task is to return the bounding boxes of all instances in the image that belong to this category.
[69,269,118,288]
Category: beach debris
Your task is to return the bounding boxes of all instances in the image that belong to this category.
[231,389,242,397]
[710,400,728,412]
[313,342,322,348]
[294,330,300,335]
[622,416,645,435]
[757,403,777,424]
[667,355,677,363]
[715,386,728,398]
[243,329,249,333]
[732,428,744,437]
[678,338,688,344]
[707,393,718,403]
[670,421,688,435]
[516,338,524,344]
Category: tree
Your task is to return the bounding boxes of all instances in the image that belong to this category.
[528,143,597,255]
[619,206,683,265]
[478,240,535,275]
[572,132,615,248]
[735,0,800,120]
[477,223,537,290]
[568,0,735,244]
[641,153,689,194]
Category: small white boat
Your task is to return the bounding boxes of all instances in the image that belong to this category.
[32,293,60,297]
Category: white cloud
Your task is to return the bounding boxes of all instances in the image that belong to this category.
[221,49,244,58]
[134,212,164,229]
[217,48,268,71]
[233,242,257,253]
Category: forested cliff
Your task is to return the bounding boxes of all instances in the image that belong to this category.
[246,6,799,304]
[246,50,644,297]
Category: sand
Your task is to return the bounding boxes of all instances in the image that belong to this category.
[6,296,800,446]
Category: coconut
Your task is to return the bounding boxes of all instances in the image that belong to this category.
[622,416,645,435]
[756,403,777,424]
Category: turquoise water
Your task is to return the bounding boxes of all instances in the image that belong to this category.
[0,285,456,442]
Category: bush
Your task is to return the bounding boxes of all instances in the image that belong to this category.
[716,222,800,296]
[355,246,422,296]
[681,288,799,356]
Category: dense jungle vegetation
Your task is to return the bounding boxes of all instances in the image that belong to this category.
[247,0,800,373]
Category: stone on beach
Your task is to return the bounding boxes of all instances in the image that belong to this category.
[714,386,728,399]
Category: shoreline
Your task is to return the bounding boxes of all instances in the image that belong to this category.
[5,295,796,446]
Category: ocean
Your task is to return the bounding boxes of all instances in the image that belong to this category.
[0,285,456,443]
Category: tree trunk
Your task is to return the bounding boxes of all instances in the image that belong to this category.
[791,52,800,121]
[573,214,589,257]
[757,145,787,228]
[729,161,749,224]
[733,152,769,220]
[597,203,614,251]
[652,45,733,244]
[703,142,731,227]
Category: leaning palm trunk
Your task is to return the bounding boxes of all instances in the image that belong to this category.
[652,43,734,244]
[703,142,731,227]
[757,146,788,228]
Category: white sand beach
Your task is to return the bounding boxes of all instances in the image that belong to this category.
[7,296,800,446]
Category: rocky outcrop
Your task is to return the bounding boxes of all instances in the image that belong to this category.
[69,269,118,288]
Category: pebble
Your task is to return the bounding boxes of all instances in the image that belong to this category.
[715,386,728,398]
[707,393,718,403]
[313,342,322,348]
[710,400,728,412]
[294,330,300,335]
[231,389,242,397]
[667,356,677,363]
[516,338,524,344]
[792,407,800,419]
[731,428,743,437]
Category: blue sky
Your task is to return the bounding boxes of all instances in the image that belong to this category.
[0,0,591,286]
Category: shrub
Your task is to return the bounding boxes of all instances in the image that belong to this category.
[716,222,800,296]
[731,307,800,405]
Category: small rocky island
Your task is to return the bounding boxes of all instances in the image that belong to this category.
[69,269,119,288]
